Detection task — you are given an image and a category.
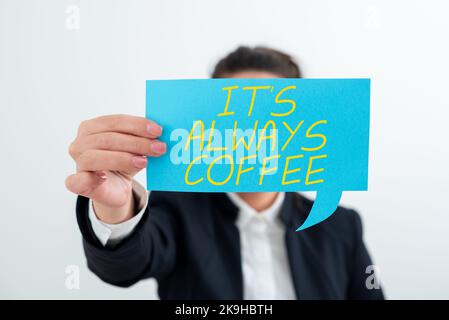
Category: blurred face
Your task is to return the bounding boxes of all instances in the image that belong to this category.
[227,70,282,79]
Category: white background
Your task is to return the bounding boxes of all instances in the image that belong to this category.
[1,0,448,299]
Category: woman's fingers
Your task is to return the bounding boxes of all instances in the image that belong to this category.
[77,114,162,139]
[69,132,166,160]
[75,149,149,175]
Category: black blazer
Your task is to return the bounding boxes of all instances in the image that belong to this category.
[76,192,384,300]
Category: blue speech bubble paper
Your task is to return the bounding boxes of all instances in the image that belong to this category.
[146,79,370,230]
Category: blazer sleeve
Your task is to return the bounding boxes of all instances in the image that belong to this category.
[76,193,179,287]
[347,210,385,300]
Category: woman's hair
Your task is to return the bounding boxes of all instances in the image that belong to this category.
[212,46,302,78]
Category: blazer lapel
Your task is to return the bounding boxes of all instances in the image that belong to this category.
[211,193,244,299]
[281,193,338,299]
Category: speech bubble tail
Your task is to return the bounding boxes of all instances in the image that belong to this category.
[296,190,343,231]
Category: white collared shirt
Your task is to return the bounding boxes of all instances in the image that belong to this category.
[227,192,296,299]
[89,183,296,300]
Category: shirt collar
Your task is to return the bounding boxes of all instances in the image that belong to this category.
[226,192,285,228]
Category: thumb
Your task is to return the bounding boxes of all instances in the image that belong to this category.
[65,171,107,197]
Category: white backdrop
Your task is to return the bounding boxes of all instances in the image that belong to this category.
[1,0,448,299]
